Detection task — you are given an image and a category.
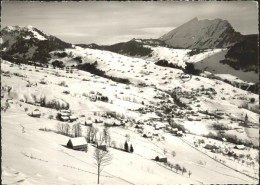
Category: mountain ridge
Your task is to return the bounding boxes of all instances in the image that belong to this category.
[159,18,243,49]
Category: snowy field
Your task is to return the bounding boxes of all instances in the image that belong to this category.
[1,45,259,184]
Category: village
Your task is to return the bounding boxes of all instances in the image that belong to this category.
[1,46,259,184]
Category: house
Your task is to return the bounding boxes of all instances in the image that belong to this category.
[31,109,41,118]
[143,131,153,138]
[95,118,103,123]
[155,155,167,163]
[67,137,88,150]
[171,128,178,135]
[176,131,183,137]
[69,115,78,122]
[61,116,69,121]
[85,120,93,126]
[204,144,219,151]
[58,110,71,121]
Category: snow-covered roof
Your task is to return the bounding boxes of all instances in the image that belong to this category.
[61,116,69,120]
[32,110,41,115]
[61,112,70,116]
[235,145,245,149]
[69,137,87,147]
[61,110,70,113]
[69,115,77,119]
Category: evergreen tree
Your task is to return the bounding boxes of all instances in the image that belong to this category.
[244,114,248,126]
[130,144,134,153]
[124,141,129,152]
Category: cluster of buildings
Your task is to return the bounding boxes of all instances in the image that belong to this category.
[57,110,78,122]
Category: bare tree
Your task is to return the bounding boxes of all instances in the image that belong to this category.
[72,123,82,137]
[93,148,113,184]
[102,127,110,144]
[64,123,71,136]
[188,170,192,177]
[92,127,99,143]
[171,151,176,158]
[86,126,93,143]
[125,134,130,142]
[163,148,167,155]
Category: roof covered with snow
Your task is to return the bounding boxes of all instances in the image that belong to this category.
[69,137,87,147]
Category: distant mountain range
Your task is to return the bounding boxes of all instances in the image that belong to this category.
[76,38,169,57]
[1,18,258,73]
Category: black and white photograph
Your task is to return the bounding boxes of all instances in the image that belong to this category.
[1,1,259,184]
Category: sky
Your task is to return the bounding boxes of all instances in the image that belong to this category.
[2,1,259,45]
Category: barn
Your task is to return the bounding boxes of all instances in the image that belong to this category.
[85,120,93,126]
[155,155,167,163]
[69,115,78,122]
[31,109,41,118]
[67,137,88,150]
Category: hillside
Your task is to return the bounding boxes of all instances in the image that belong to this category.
[77,40,156,57]
[220,34,258,73]
[2,53,259,184]
[1,25,259,184]
[159,18,243,49]
[2,26,72,65]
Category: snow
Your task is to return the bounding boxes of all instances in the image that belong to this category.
[1,42,259,184]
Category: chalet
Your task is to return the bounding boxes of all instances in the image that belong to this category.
[215,110,224,116]
[204,144,219,152]
[176,131,183,137]
[155,155,167,163]
[95,118,103,123]
[69,115,78,122]
[58,110,71,121]
[85,120,93,126]
[60,109,71,115]
[67,137,88,150]
[31,109,41,118]
[143,131,153,138]
[61,116,69,121]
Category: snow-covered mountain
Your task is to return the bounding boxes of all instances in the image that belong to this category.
[2,25,72,64]
[159,18,243,49]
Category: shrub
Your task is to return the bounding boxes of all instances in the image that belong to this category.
[155,60,182,70]
[73,56,82,63]
[184,63,202,75]
[250,98,255,103]
[212,123,232,130]
[130,144,134,153]
[52,60,64,68]
[59,81,68,87]
[53,52,67,58]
